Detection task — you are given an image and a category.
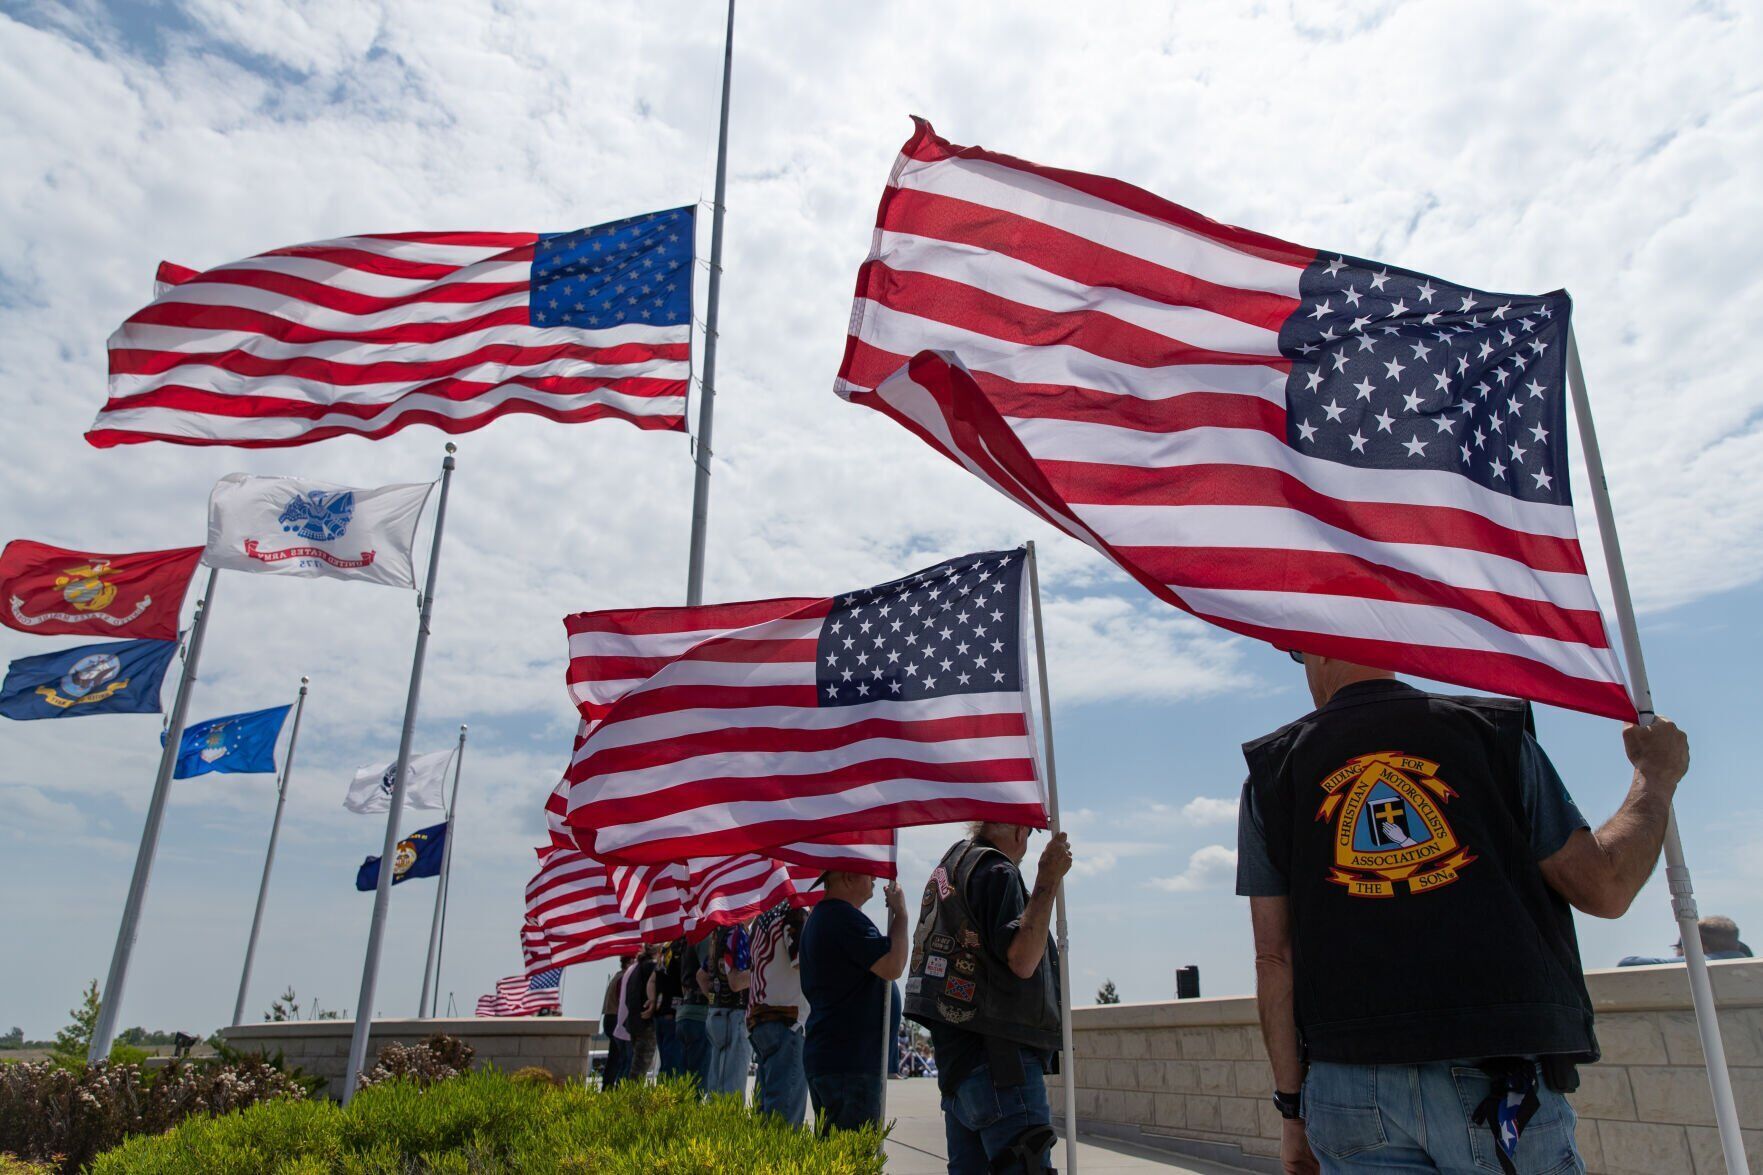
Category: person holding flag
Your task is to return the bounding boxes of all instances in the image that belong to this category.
[904,824,1072,1174]
[1238,651,1689,1173]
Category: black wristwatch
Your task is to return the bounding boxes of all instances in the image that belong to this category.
[1272,1088,1302,1121]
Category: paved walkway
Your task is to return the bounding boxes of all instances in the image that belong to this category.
[879,1077,1254,1173]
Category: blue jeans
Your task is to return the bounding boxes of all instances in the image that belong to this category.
[1304,1060,1585,1174]
[941,1048,1052,1174]
[750,1020,808,1126]
[676,1014,711,1090]
[705,1007,752,1100]
[655,1015,684,1078]
[603,1036,631,1088]
[808,1069,884,1134]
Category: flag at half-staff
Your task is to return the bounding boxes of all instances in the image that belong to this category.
[834,119,1633,722]
[168,704,291,778]
[560,549,1047,863]
[88,207,695,447]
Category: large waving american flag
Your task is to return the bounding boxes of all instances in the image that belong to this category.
[561,549,1048,863]
[88,207,694,448]
[476,966,562,1017]
[836,120,1632,722]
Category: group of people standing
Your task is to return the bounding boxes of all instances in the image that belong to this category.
[593,819,1074,1175]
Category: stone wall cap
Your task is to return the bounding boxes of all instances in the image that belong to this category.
[222,1018,603,1039]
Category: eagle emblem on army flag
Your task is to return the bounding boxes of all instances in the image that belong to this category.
[278,489,355,542]
[1315,752,1475,898]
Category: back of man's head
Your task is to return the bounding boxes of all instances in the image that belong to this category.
[1700,916,1742,954]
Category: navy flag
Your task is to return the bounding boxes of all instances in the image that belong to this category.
[0,637,178,721]
[166,705,291,778]
[355,821,448,891]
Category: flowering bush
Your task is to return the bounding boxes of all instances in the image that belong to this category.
[0,1054,307,1172]
[355,1033,476,1090]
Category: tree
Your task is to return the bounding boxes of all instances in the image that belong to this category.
[1096,978,1121,1005]
[49,980,101,1068]
[266,986,301,1022]
[0,1026,22,1049]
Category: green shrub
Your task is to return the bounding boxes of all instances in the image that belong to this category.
[0,1054,308,1172]
[91,1072,883,1173]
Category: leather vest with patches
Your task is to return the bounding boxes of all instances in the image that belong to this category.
[1244,682,1598,1066]
[902,839,1062,1051]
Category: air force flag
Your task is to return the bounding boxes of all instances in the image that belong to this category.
[356,821,449,890]
[167,704,291,778]
[344,747,453,813]
[204,473,434,589]
[0,637,178,721]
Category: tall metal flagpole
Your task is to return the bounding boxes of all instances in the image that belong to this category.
[1566,336,1748,1174]
[89,568,221,1063]
[684,0,735,606]
[1024,543,1080,1175]
[419,724,468,1018]
[879,830,898,1140]
[343,446,458,1101]
[231,676,311,1026]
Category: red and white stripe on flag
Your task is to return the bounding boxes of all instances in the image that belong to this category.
[89,214,692,448]
[475,969,561,1017]
[834,120,1632,721]
[560,550,1048,863]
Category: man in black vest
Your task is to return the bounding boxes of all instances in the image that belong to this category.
[905,822,1073,1174]
[1239,652,1689,1174]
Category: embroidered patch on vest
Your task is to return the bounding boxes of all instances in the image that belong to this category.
[937,998,976,1023]
[925,955,949,978]
[905,976,923,994]
[957,928,981,949]
[944,977,977,1002]
[953,952,978,976]
[930,865,953,898]
[1316,751,1476,898]
[928,933,955,954]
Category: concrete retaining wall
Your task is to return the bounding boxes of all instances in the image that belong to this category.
[221,1017,606,1101]
[1047,958,1763,1174]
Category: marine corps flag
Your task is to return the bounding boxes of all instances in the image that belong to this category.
[0,541,201,641]
[204,473,433,589]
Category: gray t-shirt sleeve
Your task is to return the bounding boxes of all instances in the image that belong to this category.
[1234,777,1289,896]
[1520,733,1590,860]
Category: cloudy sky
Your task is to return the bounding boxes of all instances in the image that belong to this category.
[2,0,1760,1037]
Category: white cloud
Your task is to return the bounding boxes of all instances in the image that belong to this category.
[1144,796,1239,829]
[1041,596,1252,706]
[1148,845,1239,894]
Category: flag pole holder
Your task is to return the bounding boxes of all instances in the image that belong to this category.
[1567,332,1747,1174]
[232,675,311,1026]
[1025,541,1081,1175]
[343,445,458,1100]
[89,567,221,1062]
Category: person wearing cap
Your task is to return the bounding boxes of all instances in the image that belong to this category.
[903,822,1072,1175]
[1240,649,1690,1174]
[801,869,908,1133]
[1619,914,1754,966]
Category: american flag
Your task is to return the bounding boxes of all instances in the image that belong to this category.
[561,548,1048,862]
[836,121,1632,722]
[88,207,695,448]
[476,966,563,1017]
[524,846,641,968]
[747,900,799,1007]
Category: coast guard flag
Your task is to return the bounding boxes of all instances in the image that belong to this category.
[204,473,432,589]
[835,119,1633,721]
[0,637,178,720]
[0,541,202,641]
[167,704,290,778]
[87,207,695,448]
[355,821,448,890]
[344,747,452,813]
[561,548,1048,863]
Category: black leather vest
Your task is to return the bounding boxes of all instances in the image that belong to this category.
[902,838,1061,1051]
[1244,682,1598,1066]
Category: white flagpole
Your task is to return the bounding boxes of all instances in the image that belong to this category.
[684,0,735,606]
[232,675,311,1026]
[1565,335,1747,1174]
[89,567,221,1063]
[420,724,468,1017]
[1024,542,1080,1175]
[343,445,458,1101]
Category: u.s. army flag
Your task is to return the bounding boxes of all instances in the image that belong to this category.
[204,473,433,589]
